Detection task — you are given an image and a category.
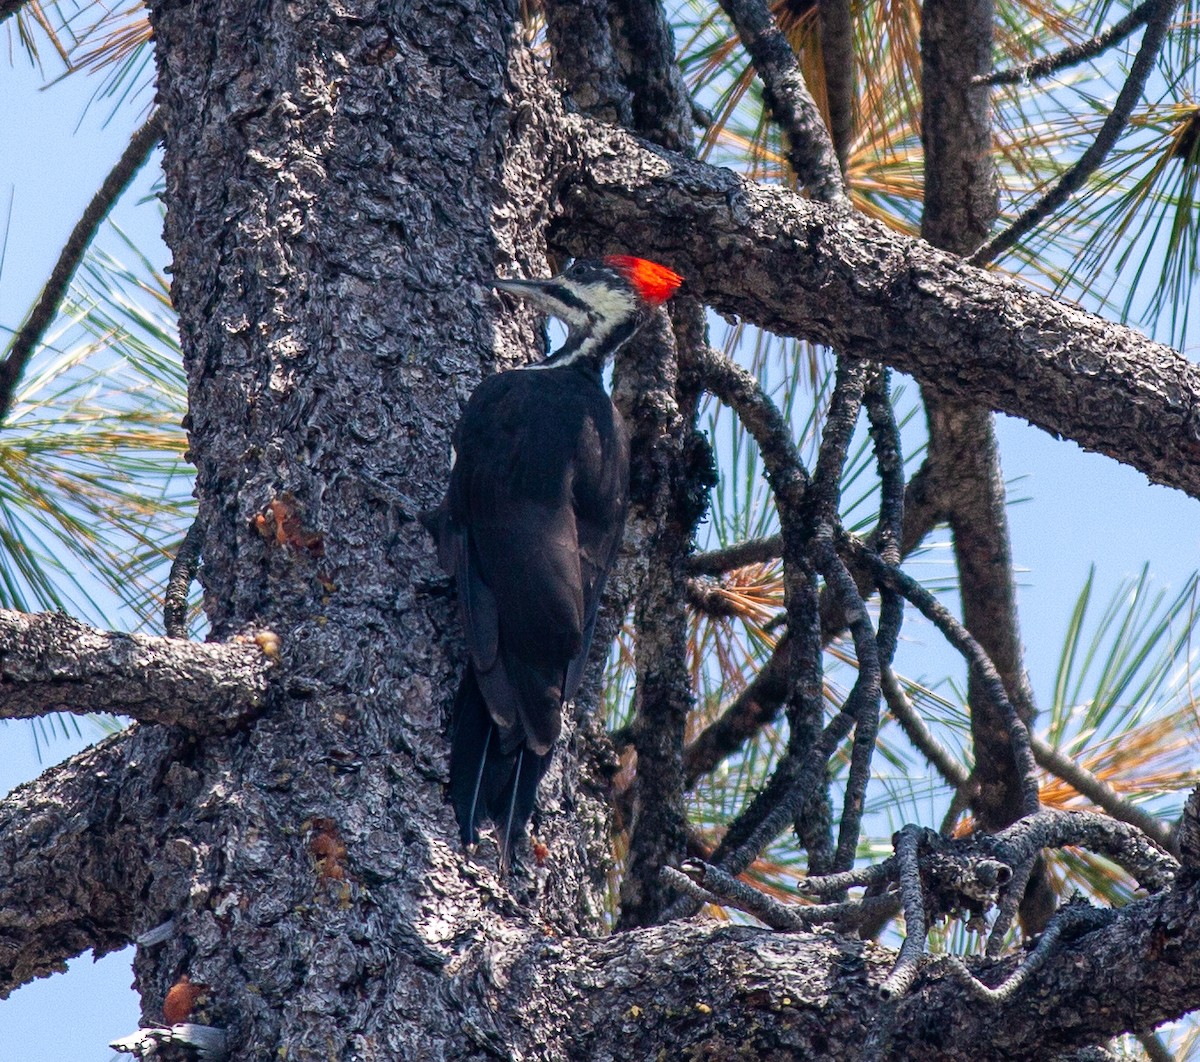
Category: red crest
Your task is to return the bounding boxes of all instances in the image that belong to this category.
[604,255,684,306]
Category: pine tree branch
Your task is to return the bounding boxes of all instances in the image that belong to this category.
[715,0,846,202]
[0,726,188,994]
[817,0,854,174]
[1029,731,1175,852]
[854,542,1041,817]
[979,1,1161,87]
[556,116,1200,501]
[0,609,275,730]
[971,0,1178,265]
[0,111,163,428]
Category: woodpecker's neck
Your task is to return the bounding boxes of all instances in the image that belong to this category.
[531,314,641,374]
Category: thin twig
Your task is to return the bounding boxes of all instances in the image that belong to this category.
[818,530,883,873]
[0,111,163,427]
[701,660,867,882]
[882,666,970,789]
[943,898,1116,1002]
[979,1,1159,86]
[854,540,1040,817]
[164,514,207,639]
[940,777,979,836]
[694,346,811,510]
[681,860,805,929]
[831,368,905,873]
[878,825,927,1000]
[970,0,1178,265]
[862,368,904,566]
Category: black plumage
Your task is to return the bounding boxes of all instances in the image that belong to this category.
[424,257,681,864]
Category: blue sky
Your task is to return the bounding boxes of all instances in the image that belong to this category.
[3,24,1200,1062]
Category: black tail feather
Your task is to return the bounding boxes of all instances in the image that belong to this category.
[449,669,551,863]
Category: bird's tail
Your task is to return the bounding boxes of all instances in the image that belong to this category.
[449,668,550,868]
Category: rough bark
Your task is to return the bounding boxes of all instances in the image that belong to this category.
[0,609,274,729]
[920,0,1036,830]
[0,726,189,994]
[553,121,1200,500]
[5,2,1200,1060]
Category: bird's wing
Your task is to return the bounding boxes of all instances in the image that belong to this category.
[564,404,630,699]
[444,373,592,753]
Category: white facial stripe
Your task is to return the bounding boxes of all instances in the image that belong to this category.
[513,277,638,370]
[572,281,636,323]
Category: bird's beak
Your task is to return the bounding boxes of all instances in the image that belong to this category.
[492,277,562,316]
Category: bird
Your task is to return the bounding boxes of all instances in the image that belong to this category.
[424,255,684,866]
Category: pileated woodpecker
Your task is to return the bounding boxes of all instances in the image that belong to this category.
[424,256,684,864]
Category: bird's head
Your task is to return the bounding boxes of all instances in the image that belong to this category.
[493,256,683,368]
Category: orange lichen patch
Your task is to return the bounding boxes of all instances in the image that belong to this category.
[532,839,549,866]
[163,975,205,1025]
[307,818,348,882]
[253,493,325,557]
[604,256,683,306]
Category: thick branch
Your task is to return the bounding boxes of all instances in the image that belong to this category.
[716,0,845,201]
[0,726,190,995]
[0,609,274,730]
[555,120,1200,500]
[533,871,1200,1060]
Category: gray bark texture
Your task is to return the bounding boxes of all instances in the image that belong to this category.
[4,0,1200,1059]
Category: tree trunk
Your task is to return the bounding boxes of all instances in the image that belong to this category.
[142,0,611,1051]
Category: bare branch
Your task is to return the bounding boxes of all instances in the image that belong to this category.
[878,825,927,1000]
[971,0,1178,265]
[0,609,275,730]
[980,1,1161,86]
[819,531,884,873]
[674,859,900,931]
[816,0,854,173]
[1030,732,1175,853]
[548,871,1200,1057]
[164,513,207,639]
[558,117,1200,501]
[0,111,163,427]
[853,543,1040,817]
[715,0,846,202]
[688,534,782,574]
[942,898,1117,1002]
[990,809,1177,892]
[882,666,971,790]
